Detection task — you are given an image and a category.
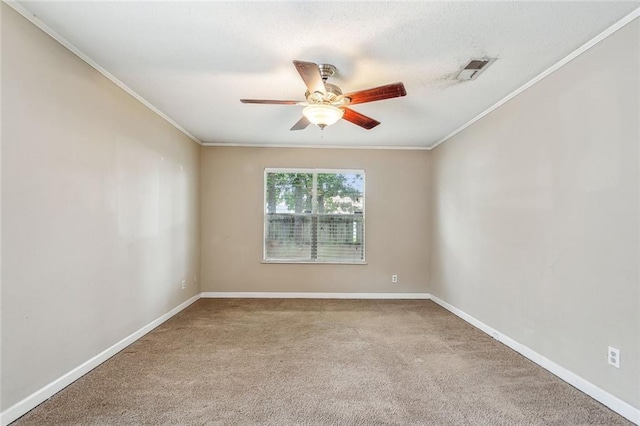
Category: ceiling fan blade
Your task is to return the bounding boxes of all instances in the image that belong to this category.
[344,82,407,105]
[341,107,380,130]
[293,60,326,95]
[290,116,311,131]
[240,99,301,105]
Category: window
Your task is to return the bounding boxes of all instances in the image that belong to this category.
[264,169,365,263]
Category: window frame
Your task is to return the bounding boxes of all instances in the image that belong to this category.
[262,167,366,264]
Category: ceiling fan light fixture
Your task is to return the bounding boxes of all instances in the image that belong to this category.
[241,60,406,131]
[302,104,344,129]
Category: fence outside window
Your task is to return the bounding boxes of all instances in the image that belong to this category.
[264,169,365,263]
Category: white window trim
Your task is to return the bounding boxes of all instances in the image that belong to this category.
[263,168,366,264]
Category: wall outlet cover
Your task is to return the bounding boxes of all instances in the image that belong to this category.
[607,346,620,368]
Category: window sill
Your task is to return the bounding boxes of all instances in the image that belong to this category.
[262,260,367,265]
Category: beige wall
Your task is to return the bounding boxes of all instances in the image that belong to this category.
[430,19,639,408]
[200,147,431,293]
[2,0,637,418]
[1,5,200,410]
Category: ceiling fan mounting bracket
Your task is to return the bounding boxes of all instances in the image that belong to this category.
[318,64,337,81]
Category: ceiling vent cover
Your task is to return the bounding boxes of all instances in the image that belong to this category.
[456,58,496,81]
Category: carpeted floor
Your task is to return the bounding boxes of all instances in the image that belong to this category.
[12,299,632,425]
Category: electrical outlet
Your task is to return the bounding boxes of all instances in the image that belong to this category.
[193,276,198,285]
[181,280,186,290]
[392,275,398,283]
[608,346,620,368]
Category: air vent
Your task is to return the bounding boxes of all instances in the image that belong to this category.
[456,58,496,81]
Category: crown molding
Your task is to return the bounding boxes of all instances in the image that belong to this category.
[5,0,638,151]
[430,6,640,150]
[201,143,431,150]
[3,0,203,146]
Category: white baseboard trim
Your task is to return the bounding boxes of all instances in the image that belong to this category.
[0,294,201,426]
[429,295,640,424]
[3,292,637,424]
[200,292,432,299]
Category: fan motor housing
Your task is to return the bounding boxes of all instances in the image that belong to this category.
[306,83,343,105]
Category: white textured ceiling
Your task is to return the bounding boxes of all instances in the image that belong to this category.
[13,1,639,148]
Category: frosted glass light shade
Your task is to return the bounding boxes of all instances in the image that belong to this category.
[302,104,344,128]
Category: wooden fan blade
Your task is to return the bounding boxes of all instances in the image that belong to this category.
[240,99,301,105]
[341,107,380,130]
[293,60,326,95]
[290,116,311,131]
[344,82,407,105]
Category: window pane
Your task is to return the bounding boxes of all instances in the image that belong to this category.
[264,170,364,263]
[317,172,363,214]
[265,173,313,260]
[315,172,364,262]
[316,213,364,262]
[265,214,312,260]
[266,172,313,214]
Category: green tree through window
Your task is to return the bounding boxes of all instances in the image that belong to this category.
[264,169,364,263]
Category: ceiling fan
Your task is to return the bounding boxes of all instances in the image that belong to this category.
[240,60,407,131]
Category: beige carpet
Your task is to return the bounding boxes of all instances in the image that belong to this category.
[13,299,631,425]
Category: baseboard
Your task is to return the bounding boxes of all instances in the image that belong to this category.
[0,293,201,426]
[429,295,640,424]
[4,292,637,424]
[200,292,432,299]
